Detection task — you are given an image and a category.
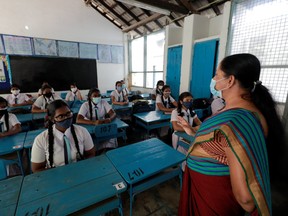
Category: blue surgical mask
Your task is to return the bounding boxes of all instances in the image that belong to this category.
[183,101,193,109]
[92,97,101,104]
[210,78,228,98]
[55,117,73,129]
[122,84,126,88]
[117,86,123,92]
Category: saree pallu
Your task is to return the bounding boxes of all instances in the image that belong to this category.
[178,109,271,216]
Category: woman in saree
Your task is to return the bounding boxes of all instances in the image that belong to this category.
[177,53,285,215]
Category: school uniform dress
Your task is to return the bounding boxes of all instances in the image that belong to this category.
[152,88,162,98]
[110,90,127,102]
[171,108,197,170]
[37,88,55,95]
[33,95,62,110]
[0,113,21,132]
[31,124,94,168]
[65,90,82,101]
[78,100,118,150]
[6,94,31,105]
[155,95,175,111]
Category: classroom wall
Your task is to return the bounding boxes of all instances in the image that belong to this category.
[0,0,125,94]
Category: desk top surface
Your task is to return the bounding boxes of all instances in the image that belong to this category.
[112,102,133,110]
[106,138,185,184]
[0,176,23,216]
[133,111,171,123]
[16,155,127,215]
[23,128,46,149]
[0,132,26,154]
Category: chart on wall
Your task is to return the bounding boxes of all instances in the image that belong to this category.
[98,44,111,63]
[111,45,124,64]
[3,35,33,55]
[33,38,57,56]
[58,41,79,58]
[79,43,98,59]
[0,37,4,54]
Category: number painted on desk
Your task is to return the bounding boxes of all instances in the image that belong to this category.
[24,204,50,216]
[100,125,111,133]
[128,168,144,180]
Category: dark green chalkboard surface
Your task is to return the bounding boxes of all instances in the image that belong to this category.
[8,55,97,93]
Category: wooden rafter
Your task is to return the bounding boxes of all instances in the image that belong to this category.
[123,13,165,32]
[142,10,163,29]
[168,13,182,27]
[175,0,198,14]
[207,0,221,15]
[197,0,229,13]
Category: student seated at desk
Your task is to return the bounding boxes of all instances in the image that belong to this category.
[6,84,33,107]
[76,88,117,153]
[65,83,83,101]
[151,80,164,100]
[31,100,95,173]
[110,81,129,106]
[32,84,62,113]
[156,85,177,113]
[37,81,55,97]
[0,97,21,137]
[171,92,201,155]
[120,79,129,96]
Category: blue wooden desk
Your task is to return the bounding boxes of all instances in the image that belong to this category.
[78,118,128,140]
[0,176,23,215]
[0,132,26,176]
[133,111,171,134]
[23,129,46,150]
[106,138,185,216]
[8,105,32,112]
[15,155,127,216]
[174,131,195,151]
[15,113,33,124]
[112,102,133,111]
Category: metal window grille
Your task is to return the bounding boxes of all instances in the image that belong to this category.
[227,0,288,102]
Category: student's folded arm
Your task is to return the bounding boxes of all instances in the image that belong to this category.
[157,103,172,112]
[172,121,185,132]
[84,147,96,158]
[0,124,21,137]
[32,105,46,113]
[76,114,96,125]
[108,109,116,121]
[31,162,47,173]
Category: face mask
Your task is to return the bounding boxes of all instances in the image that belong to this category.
[11,90,20,95]
[55,117,73,130]
[122,84,126,89]
[210,78,228,98]
[183,101,193,109]
[164,92,171,97]
[44,92,53,98]
[158,85,163,90]
[92,97,101,104]
[117,86,123,92]
[71,87,77,93]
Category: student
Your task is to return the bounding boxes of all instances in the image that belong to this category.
[37,81,55,97]
[6,84,33,107]
[156,85,177,112]
[65,83,83,101]
[211,96,225,114]
[31,100,95,172]
[110,81,129,105]
[0,97,21,137]
[32,85,62,113]
[76,88,117,152]
[121,79,129,96]
[151,80,164,100]
[170,92,201,167]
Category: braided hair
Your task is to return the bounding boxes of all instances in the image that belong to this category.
[0,97,9,132]
[87,88,100,120]
[46,100,83,168]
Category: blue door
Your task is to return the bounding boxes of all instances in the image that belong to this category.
[190,39,219,99]
[166,45,182,101]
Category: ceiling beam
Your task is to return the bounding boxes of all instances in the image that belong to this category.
[207,0,221,15]
[117,0,189,14]
[123,13,165,33]
[90,1,142,35]
[176,0,198,14]
[142,10,163,29]
[197,0,229,13]
[117,2,153,33]
[169,13,182,27]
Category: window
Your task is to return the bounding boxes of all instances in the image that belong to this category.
[227,0,288,102]
[130,31,165,88]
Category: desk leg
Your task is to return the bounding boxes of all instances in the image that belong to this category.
[129,185,134,216]
[17,151,24,176]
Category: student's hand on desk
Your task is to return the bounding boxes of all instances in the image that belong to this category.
[0,133,4,138]
[104,118,111,124]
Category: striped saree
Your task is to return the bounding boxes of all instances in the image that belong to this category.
[178,109,271,216]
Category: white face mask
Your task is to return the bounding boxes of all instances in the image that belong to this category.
[71,87,77,93]
[158,85,163,90]
[11,89,20,95]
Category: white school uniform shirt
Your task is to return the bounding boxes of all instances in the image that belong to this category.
[78,100,112,121]
[155,95,175,111]
[77,100,118,150]
[65,90,82,101]
[33,95,62,110]
[6,93,31,105]
[0,113,21,132]
[110,90,126,102]
[31,124,94,168]
[38,88,55,95]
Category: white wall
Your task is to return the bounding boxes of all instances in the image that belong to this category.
[0,0,125,94]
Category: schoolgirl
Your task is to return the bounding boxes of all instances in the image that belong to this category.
[65,83,83,101]
[110,81,129,105]
[151,80,164,100]
[155,85,177,112]
[6,84,33,107]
